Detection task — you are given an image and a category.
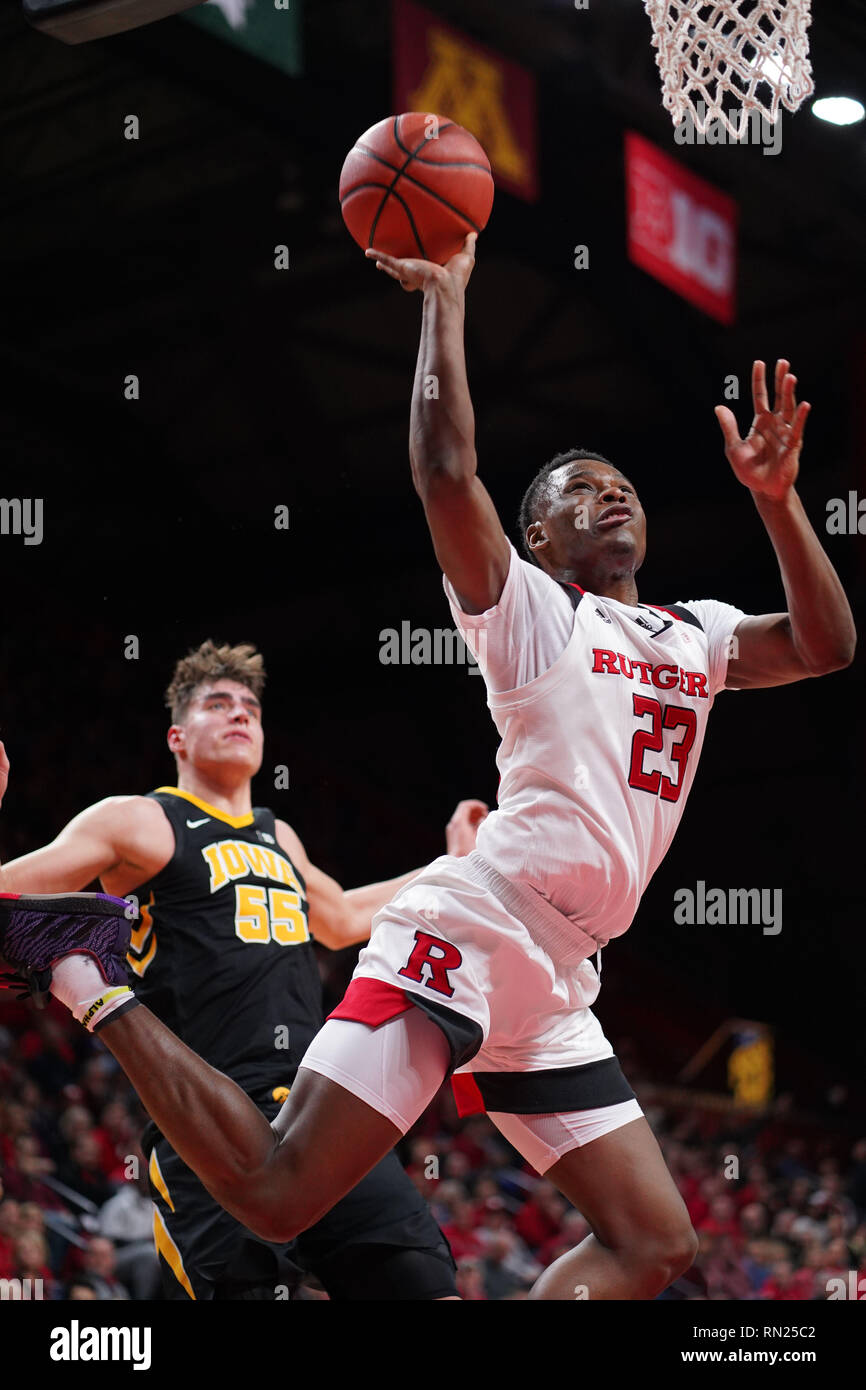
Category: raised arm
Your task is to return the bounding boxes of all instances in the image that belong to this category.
[366,234,510,614]
[715,360,856,689]
[0,752,170,896]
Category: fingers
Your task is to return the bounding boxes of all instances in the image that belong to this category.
[714,404,742,449]
[789,399,811,448]
[754,400,809,454]
[364,245,423,292]
[447,797,489,823]
[364,246,398,270]
[364,247,405,278]
[365,249,407,282]
[780,368,798,425]
[757,358,805,438]
[752,360,769,415]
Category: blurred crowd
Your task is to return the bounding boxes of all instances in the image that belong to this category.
[1,993,864,1301]
[404,1092,866,1301]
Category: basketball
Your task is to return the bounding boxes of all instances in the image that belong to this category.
[339,112,494,265]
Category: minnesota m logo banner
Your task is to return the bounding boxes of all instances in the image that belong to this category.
[392,0,539,202]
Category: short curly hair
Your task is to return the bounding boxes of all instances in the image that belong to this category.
[165,640,266,723]
[517,447,617,563]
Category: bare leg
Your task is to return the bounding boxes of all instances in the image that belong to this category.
[527,1117,698,1300]
[98,1005,414,1243]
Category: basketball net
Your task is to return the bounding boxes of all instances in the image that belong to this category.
[643,0,814,137]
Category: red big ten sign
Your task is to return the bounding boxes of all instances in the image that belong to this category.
[624,132,738,325]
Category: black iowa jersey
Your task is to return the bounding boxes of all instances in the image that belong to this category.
[128,787,323,1110]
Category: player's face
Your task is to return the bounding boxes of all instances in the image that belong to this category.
[530,460,647,575]
[178,681,264,778]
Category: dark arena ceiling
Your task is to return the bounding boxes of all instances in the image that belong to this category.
[2,0,865,543]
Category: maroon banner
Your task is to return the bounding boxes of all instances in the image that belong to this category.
[625,132,738,324]
[391,0,539,203]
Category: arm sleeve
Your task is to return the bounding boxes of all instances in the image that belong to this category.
[442,542,574,693]
[675,598,752,696]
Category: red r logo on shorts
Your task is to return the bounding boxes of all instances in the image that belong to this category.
[397,930,462,998]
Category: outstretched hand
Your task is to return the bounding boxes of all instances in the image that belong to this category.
[0,741,7,810]
[365,231,477,297]
[715,359,810,501]
[445,798,489,857]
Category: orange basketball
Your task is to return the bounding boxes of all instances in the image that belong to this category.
[339,112,494,265]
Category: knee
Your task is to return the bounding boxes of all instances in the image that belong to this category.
[642,1222,699,1287]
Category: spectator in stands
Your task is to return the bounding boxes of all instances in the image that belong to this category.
[81,1237,131,1301]
[423,1173,458,1215]
[455,1257,486,1301]
[776,1139,813,1181]
[480,1231,527,1301]
[4,1133,61,1209]
[700,1233,753,1299]
[475,1199,541,1288]
[471,1175,506,1206]
[759,1256,812,1301]
[66,1276,100,1300]
[537,1209,590,1269]
[17,1200,47,1229]
[817,1235,857,1285]
[847,1139,866,1215]
[97,1150,161,1300]
[57,1104,95,1151]
[513,1181,566,1250]
[79,1057,114,1118]
[696,1194,741,1243]
[735,1161,775,1209]
[12,1230,54,1296]
[56,1133,116,1209]
[739,1202,770,1239]
[441,1150,473,1185]
[741,1237,780,1294]
[849,1221,866,1267]
[0,1198,21,1277]
[451,1116,501,1171]
[20,1014,81,1095]
[442,1197,485,1261]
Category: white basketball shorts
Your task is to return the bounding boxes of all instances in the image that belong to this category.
[299,853,643,1172]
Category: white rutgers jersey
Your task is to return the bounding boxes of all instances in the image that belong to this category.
[446,543,750,950]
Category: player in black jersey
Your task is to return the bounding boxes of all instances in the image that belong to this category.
[0,640,486,1299]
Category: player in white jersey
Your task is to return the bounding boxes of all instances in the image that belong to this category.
[3,235,855,1300]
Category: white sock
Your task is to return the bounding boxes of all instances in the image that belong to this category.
[50,953,135,1032]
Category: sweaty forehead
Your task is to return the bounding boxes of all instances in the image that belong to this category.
[194,681,260,707]
[549,462,634,494]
